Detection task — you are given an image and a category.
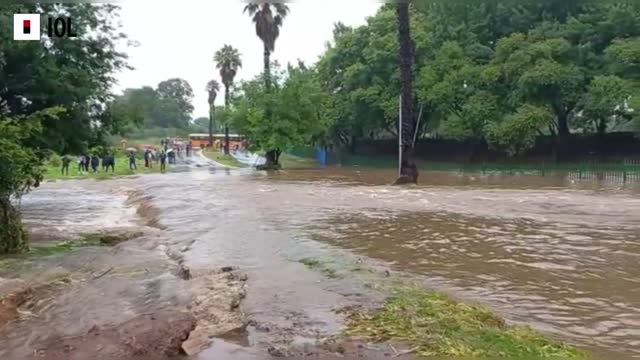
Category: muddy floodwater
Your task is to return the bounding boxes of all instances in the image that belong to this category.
[16,165,640,359]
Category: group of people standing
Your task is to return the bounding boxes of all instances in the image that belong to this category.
[127,148,168,173]
[60,154,115,175]
[58,138,192,177]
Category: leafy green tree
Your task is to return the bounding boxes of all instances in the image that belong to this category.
[486,104,552,156]
[191,117,210,133]
[0,108,64,254]
[607,37,640,79]
[214,45,242,154]
[580,76,632,137]
[233,64,330,168]
[244,2,289,89]
[0,4,129,154]
[206,80,221,146]
[1,3,131,251]
[317,7,430,152]
[417,41,498,143]
[155,78,194,128]
[124,87,158,127]
[104,87,156,135]
[490,35,585,142]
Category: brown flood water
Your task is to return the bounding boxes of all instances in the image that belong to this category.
[18,164,640,359]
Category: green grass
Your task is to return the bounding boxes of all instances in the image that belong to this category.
[43,156,163,181]
[0,234,106,272]
[299,257,341,279]
[0,232,143,273]
[299,258,321,267]
[280,153,317,169]
[203,149,248,168]
[346,288,587,358]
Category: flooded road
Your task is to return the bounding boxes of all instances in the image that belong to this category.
[18,166,640,359]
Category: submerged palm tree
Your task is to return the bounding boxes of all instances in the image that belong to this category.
[206,79,220,147]
[244,2,289,89]
[214,45,242,154]
[395,2,418,184]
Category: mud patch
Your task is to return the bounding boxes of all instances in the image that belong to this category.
[33,310,196,360]
[0,277,70,331]
[270,338,419,359]
[97,229,145,246]
[182,267,249,356]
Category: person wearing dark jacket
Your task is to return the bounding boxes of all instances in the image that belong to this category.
[129,152,137,170]
[84,154,90,172]
[103,154,115,172]
[61,155,71,176]
[91,154,100,173]
[77,155,85,173]
[160,151,167,173]
[144,149,150,168]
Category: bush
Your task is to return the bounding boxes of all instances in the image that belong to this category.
[90,146,109,156]
[110,146,126,158]
[48,153,62,167]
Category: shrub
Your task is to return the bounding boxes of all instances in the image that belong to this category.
[48,153,62,167]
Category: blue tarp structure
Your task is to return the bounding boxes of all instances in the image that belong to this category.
[316,148,327,166]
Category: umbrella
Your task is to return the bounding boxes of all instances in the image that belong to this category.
[126,147,137,152]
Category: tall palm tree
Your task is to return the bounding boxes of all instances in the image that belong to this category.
[395,2,419,184]
[214,45,242,154]
[244,3,289,168]
[206,80,220,147]
[244,2,289,89]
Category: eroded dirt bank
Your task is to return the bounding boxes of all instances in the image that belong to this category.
[2,177,408,360]
[0,182,248,360]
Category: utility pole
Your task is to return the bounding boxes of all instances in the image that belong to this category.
[398,95,403,177]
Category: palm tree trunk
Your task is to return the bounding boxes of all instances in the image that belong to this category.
[258,42,281,170]
[264,44,271,89]
[208,106,214,147]
[224,86,230,155]
[394,2,419,185]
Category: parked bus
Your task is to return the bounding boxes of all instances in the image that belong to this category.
[188,133,245,151]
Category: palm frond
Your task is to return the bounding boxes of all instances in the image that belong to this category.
[243,2,288,51]
[206,80,220,105]
[243,3,259,15]
[273,4,289,17]
[214,45,242,86]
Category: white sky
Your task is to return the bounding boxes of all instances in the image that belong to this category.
[115,0,381,119]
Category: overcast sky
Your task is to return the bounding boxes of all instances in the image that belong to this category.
[114,0,381,119]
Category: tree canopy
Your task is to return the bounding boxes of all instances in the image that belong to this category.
[106,78,195,131]
[231,63,330,159]
[309,1,640,156]
[0,4,130,252]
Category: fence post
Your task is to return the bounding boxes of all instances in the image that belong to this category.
[579,162,583,180]
[541,161,545,177]
[623,159,628,185]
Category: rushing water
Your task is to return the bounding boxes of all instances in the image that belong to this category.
[18,165,640,359]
